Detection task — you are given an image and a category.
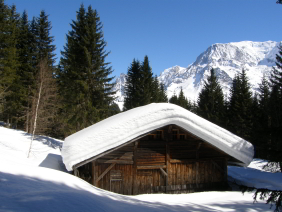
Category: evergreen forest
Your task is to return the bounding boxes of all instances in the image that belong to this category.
[0,1,118,138]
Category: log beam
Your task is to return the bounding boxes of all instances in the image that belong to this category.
[137,165,167,170]
[95,163,116,184]
[160,168,168,177]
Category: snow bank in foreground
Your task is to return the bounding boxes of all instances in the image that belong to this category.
[62,103,254,171]
[0,162,273,212]
[0,127,278,212]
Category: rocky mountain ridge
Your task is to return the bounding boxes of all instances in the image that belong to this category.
[113,40,280,108]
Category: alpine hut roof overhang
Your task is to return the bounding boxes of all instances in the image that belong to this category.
[62,103,254,172]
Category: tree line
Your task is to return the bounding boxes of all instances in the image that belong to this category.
[123,56,167,110]
[0,1,117,138]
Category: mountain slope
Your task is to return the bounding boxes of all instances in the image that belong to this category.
[159,41,279,101]
[113,41,280,106]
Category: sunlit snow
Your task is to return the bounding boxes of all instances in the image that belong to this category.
[0,126,279,212]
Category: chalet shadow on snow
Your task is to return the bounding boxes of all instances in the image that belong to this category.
[62,103,254,195]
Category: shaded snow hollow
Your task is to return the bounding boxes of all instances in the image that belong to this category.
[62,103,254,171]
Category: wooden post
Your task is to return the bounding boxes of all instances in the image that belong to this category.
[195,161,199,188]
[165,125,172,193]
[166,143,170,193]
[74,168,78,177]
[92,161,96,186]
[132,141,138,195]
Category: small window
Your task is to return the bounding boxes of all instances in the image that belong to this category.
[156,130,163,139]
[172,129,178,140]
[149,134,155,140]
[179,134,186,140]
[148,130,163,140]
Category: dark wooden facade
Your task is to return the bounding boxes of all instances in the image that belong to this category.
[74,125,238,195]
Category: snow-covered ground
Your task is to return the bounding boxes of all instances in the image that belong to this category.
[0,126,280,212]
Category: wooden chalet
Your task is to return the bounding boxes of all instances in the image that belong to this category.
[62,103,254,195]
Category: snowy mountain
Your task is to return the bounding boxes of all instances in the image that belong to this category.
[160,41,280,101]
[113,41,280,107]
[112,73,127,109]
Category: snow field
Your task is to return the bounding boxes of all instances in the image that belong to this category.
[0,126,279,212]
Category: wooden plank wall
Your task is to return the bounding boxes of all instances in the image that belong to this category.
[76,125,230,195]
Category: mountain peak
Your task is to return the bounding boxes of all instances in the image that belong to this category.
[112,40,280,109]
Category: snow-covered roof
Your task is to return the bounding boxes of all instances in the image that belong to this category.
[62,103,254,171]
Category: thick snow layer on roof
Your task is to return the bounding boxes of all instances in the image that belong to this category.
[62,103,254,171]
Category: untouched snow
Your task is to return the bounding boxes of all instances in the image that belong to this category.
[229,164,282,191]
[0,126,279,212]
[0,127,65,171]
[62,103,254,171]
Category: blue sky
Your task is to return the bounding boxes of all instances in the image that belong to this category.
[5,0,281,79]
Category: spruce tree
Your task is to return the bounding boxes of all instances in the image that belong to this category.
[123,59,142,110]
[266,44,282,166]
[151,75,160,102]
[197,68,225,126]
[159,83,168,103]
[140,55,153,105]
[35,10,56,65]
[0,3,20,126]
[59,4,115,135]
[228,69,253,140]
[169,92,178,105]
[169,89,192,110]
[12,11,37,130]
[178,87,191,110]
[253,76,271,158]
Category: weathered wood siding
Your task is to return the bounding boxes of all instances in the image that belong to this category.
[75,125,233,195]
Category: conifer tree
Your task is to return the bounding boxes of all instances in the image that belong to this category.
[0,2,20,126]
[23,10,57,134]
[178,87,192,110]
[197,68,225,126]
[151,75,160,102]
[267,44,282,165]
[253,76,271,158]
[59,5,115,135]
[35,10,56,65]
[169,92,178,105]
[169,88,192,110]
[159,82,168,103]
[140,55,153,105]
[124,56,156,110]
[12,11,37,130]
[123,59,142,110]
[228,69,253,140]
